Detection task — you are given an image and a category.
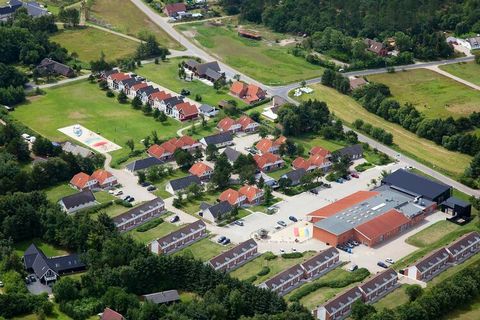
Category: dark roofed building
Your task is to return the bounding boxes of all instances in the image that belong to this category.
[23,244,86,284]
[208,239,258,272]
[199,104,219,117]
[337,144,363,161]
[201,200,233,222]
[440,196,472,222]
[222,146,241,163]
[446,231,480,264]
[300,247,340,280]
[382,169,452,203]
[142,290,180,304]
[149,220,207,254]
[200,132,233,148]
[259,264,305,295]
[23,1,49,18]
[359,268,398,303]
[315,286,363,320]
[113,198,166,232]
[280,168,306,186]
[166,175,201,194]
[59,190,97,213]
[36,58,75,77]
[126,157,163,172]
[184,60,224,82]
[406,247,450,281]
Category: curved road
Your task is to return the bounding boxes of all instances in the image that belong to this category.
[130,0,479,197]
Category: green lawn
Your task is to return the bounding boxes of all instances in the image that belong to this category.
[406,220,461,248]
[137,59,245,108]
[267,165,293,180]
[90,0,183,50]
[175,21,324,85]
[45,183,77,202]
[174,236,232,261]
[291,134,347,153]
[153,169,190,199]
[367,69,480,119]
[295,84,472,179]
[439,61,480,86]
[12,80,184,164]
[50,26,138,63]
[12,303,74,320]
[14,239,67,257]
[229,251,317,285]
[180,191,223,215]
[249,197,281,214]
[128,217,180,244]
[373,285,410,310]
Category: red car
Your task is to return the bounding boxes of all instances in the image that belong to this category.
[350,172,359,178]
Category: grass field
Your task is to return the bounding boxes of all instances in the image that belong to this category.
[14,239,67,257]
[439,61,480,86]
[128,218,179,244]
[174,236,232,261]
[176,21,324,85]
[405,220,461,248]
[45,183,77,202]
[50,27,138,63]
[180,191,222,215]
[89,0,182,50]
[137,59,245,107]
[295,84,472,179]
[367,69,480,119]
[373,285,409,310]
[229,251,317,284]
[12,80,184,163]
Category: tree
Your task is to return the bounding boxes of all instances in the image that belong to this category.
[117,91,127,104]
[264,185,273,205]
[53,278,79,303]
[212,153,232,189]
[142,136,151,148]
[257,175,265,188]
[206,144,218,161]
[58,8,80,27]
[194,148,203,160]
[98,80,108,90]
[351,300,376,320]
[278,177,292,191]
[157,111,167,122]
[476,54,480,65]
[7,137,30,162]
[137,171,146,184]
[125,139,135,152]
[405,284,423,302]
[187,182,202,199]
[174,149,194,169]
[131,96,142,109]
[142,103,152,115]
[258,126,269,138]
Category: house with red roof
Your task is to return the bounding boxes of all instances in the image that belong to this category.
[171,102,199,121]
[126,82,148,98]
[70,172,96,191]
[255,137,285,155]
[107,72,131,90]
[237,115,259,132]
[238,185,264,205]
[148,136,201,161]
[217,117,242,133]
[70,170,117,191]
[230,81,267,104]
[149,91,172,108]
[189,162,213,181]
[292,153,332,173]
[90,169,117,188]
[219,188,246,207]
[101,307,125,320]
[310,146,331,158]
[253,152,285,172]
[163,2,187,17]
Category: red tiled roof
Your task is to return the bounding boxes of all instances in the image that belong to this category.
[109,73,130,81]
[239,185,262,202]
[150,90,171,101]
[274,136,287,146]
[253,152,282,169]
[102,307,124,320]
[70,172,90,189]
[310,146,331,157]
[160,141,177,154]
[175,135,197,148]
[355,209,410,241]
[237,115,256,130]
[164,2,186,15]
[148,144,167,158]
[230,81,247,96]
[189,162,212,177]
[90,169,113,185]
[256,138,274,154]
[130,82,148,91]
[217,117,237,131]
[219,188,242,206]
[309,153,327,166]
[176,102,198,117]
[307,191,379,218]
[292,157,311,170]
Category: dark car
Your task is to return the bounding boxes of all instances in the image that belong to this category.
[289,216,298,222]
[310,188,318,194]
[181,89,191,96]
[234,220,244,226]
[217,236,226,243]
[222,238,231,245]
[147,185,157,191]
[25,277,30,285]
[29,275,36,282]
[377,261,388,269]
[123,195,131,201]
[127,197,135,203]
[170,215,180,223]
[140,182,151,187]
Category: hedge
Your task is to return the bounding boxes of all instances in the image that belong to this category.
[136,218,164,232]
[281,252,304,259]
[245,275,258,283]
[264,252,277,261]
[257,266,270,277]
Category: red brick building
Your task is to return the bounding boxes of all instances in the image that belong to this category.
[208,239,258,272]
[149,220,207,255]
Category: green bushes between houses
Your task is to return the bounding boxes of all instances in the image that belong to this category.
[257,266,271,277]
[281,252,304,259]
[136,218,164,232]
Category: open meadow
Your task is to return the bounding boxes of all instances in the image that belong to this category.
[89,0,183,50]
[11,80,185,163]
[50,26,138,63]
[439,61,480,86]
[367,69,480,119]
[295,84,472,179]
[175,20,324,85]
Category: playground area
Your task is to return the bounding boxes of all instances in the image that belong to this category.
[270,221,313,243]
[58,124,121,154]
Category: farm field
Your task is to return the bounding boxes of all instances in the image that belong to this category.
[439,61,480,86]
[138,58,245,107]
[175,21,324,85]
[89,0,182,50]
[50,26,138,63]
[174,237,232,261]
[11,80,185,163]
[295,84,472,179]
[367,69,480,119]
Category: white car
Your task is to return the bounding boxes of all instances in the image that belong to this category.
[114,190,123,196]
[385,258,395,264]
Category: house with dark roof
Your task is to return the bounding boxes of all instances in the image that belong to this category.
[405,247,451,281]
[1,0,48,21]
[163,2,186,17]
[314,286,363,320]
[201,201,233,223]
[359,268,398,303]
[36,58,74,77]
[300,247,340,280]
[199,104,219,117]
[440,196,472,222]
[165,175,202,195]
[101,308,125,320]
[59,190,97,213]
[61,141,94,158]
[184,60,225,83]
[162,96,185,114]
[200,132,233,148]
[381,168,452,203]
[445,231,480,264]
[113,198,166,232]
[280,169,306,186]
[23,244,86,284]
[149,220,207,255]
[222,147,241,164]
[259,264,305,295]
[126,157,163,173]
[141,290,180,305]
[207,239,258,272]
[364,38,388,56]
[336,144,363,161]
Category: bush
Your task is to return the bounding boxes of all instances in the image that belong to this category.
[77,201,113,215]
[281,252,303,259]
[114,199,133,207]
[257,266,270,276]
[106,90,114,98]
[136,218,164,232]
[355,162,374,172]
[263,252,277,261]
[245,275,258,283]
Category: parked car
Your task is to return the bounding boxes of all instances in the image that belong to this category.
[29,275,36,282]
[108,190,115,194]
[25,277,30,285]
[336,178,344,183]
[277,220,287,227]
[348,264,358,272]
[3,105,14,112]
[289,216,298,222]
[385,258,395,264]
[127,197,135,203]
[280,249,285,253]
[351,240,360,246]
[310,188,318,194]
[291,248,297,252]
[217,236,226,243]
[114,190,123,196]
[377,261,388,269]
[221,238,231,245]
[123,195,131,201]
[170,215,180,223]
[234,220,244,226]
[350,172,359,178]
[274,226,282,230]
[181,89,191,96]
[344,175,351,180]
[140,182,151,187]
[147,185,156,191]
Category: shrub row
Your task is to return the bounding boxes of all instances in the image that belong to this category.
[281,252,304,259]
[257,266,271,277]
[136,218,164,233]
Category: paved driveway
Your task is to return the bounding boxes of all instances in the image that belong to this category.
[232,133,261,155]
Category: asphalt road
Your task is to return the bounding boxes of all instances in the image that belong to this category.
[129,0,479,197]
